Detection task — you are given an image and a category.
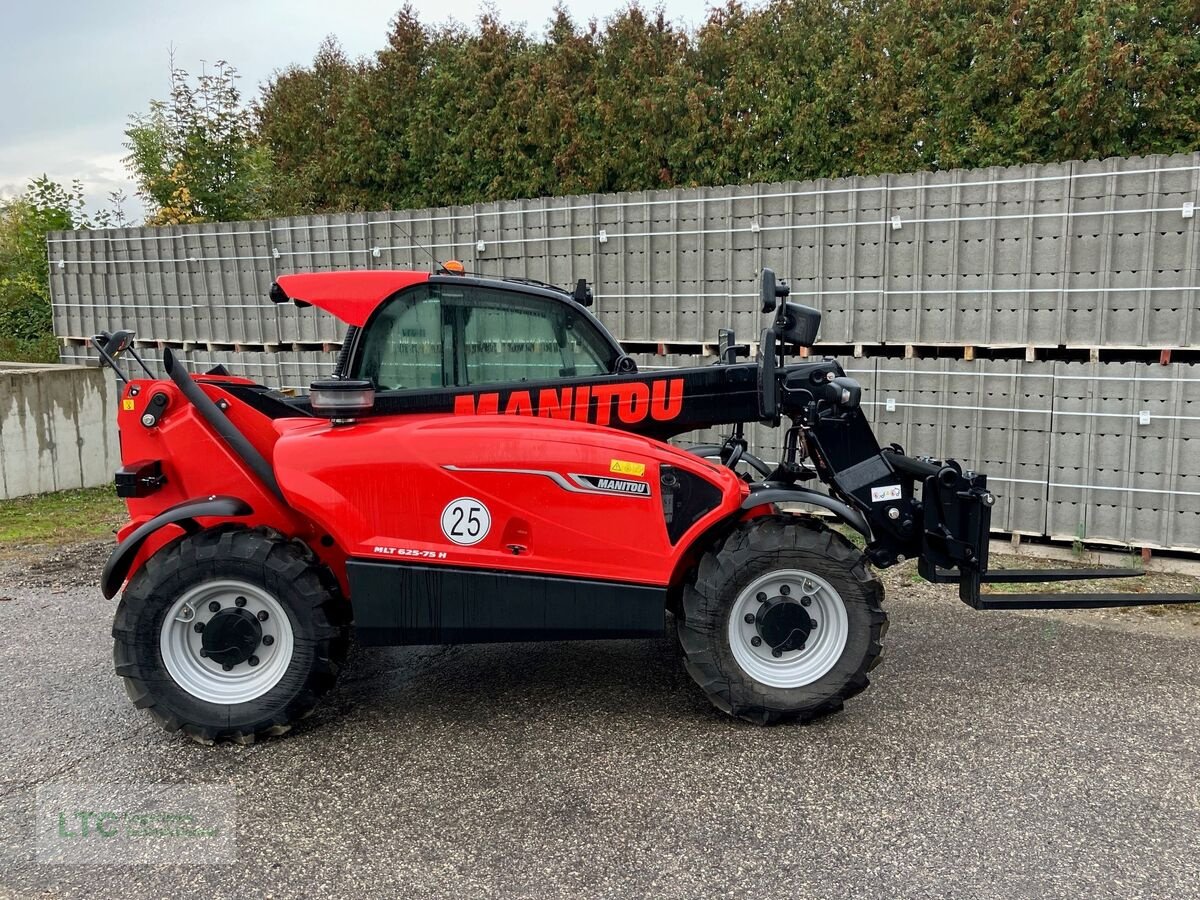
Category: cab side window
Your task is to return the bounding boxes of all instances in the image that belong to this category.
[461,297,610,384]
[354,284,616,391]
[355,286,447,390]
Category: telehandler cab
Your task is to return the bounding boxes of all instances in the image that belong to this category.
[93,266,1198,742]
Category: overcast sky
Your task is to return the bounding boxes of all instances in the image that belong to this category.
[0,0,713,216]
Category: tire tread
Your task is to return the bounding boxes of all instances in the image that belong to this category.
[678,514,886,725]
[112,528,350,745]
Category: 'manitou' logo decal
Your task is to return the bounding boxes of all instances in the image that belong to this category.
[453,378,684,426]
[572,475,651,497]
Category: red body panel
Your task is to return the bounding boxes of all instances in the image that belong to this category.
[275,270,430,326]
[109,271,760,600]
[272,414,748,587]
[113,378,349,591]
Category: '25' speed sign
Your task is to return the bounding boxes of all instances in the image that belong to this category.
[440,497,492,546]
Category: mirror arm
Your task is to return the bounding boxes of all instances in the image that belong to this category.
[126,347,157,380]
[90,333,130,385]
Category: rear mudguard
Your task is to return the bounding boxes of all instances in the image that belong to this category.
[101,496,252,599]
[741,483,872,543]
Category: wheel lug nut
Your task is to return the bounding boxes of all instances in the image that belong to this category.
[235,596,247,608]
[248,656,259,667]
[222,663,233,672]
[199,649,208,658]
[779,585,791,595]
[801,596,812,606]
[193,621,205,633]
[257,611,269,622]
[750,636,762,647]
[799,644,806,651]
[744,613,756,624]
[771,649,783,658]
[262,635,274,646]
[756,592,767,603]
[208,601,221,612]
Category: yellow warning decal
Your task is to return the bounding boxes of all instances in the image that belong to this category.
[609,459,645,477]
[122,399,136,411]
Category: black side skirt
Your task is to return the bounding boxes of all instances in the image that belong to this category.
[347,561,667,646]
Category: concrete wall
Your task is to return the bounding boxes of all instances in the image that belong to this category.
[0,364,119,500]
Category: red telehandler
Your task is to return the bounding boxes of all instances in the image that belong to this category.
[92,266,1198,742]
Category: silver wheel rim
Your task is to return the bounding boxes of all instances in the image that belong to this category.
[159,579,295,704]
[727,569,849,688]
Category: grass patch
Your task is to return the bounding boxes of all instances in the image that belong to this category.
[0,484,124,546]
[830,523,866,549]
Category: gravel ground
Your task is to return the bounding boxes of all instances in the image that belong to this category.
[1,539,1199,899]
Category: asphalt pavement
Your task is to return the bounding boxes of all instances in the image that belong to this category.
[2,540,1199,899]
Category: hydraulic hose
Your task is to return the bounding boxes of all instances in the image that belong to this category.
[684,444,774,479]
[164,348,287,505]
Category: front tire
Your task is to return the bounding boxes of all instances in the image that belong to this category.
[678,516,885,725]
[112,528,350,744]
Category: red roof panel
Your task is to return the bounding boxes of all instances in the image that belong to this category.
[274,270,431,327]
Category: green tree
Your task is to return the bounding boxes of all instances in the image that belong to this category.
[125,59,272,225]
[252,0,1200,214]
[582,6,696,191]
[256,37,366,213]
[0,178,116,362]
[830,0,1200,173]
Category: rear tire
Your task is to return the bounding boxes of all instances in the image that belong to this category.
[112,528,350,744]
[678,515,885,725]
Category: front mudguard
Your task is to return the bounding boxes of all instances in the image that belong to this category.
[740,483,872,543]
[665,482,872,619]
[101,496,252,599]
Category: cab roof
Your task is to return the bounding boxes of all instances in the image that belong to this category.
[271,270,431,327]
[270,269,592,329]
